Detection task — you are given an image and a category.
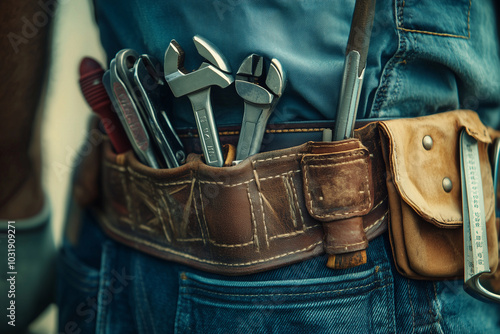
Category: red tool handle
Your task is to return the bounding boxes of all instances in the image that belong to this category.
[79,57,132,153]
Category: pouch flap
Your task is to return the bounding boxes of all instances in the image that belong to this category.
[379,110,494,227]
[301,140,374,222]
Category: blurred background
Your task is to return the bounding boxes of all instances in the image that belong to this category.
[29,1,105,332]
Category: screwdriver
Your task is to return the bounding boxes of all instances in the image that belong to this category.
[79,57,132,153]
[333,0,376,141]
[329,0,376,270]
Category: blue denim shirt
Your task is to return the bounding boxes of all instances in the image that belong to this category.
[94,0,500,128]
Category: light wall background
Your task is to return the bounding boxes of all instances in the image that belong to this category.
[30,1,105,332]
[43,0,105,245]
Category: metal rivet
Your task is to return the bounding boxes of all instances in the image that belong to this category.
[422,135,433,150]
[442,177,453,192]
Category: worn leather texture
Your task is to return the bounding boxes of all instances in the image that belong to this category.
[379,110,499,279]
[85,110,500,279]
[94,122,388,275]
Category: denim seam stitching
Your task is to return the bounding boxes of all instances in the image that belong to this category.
[96,242,113,334]
[432,282,444,334]
[397,0,471,39]
[183,268,391,290]
[407,278,416,334]
[371,1,405,117]
[134,256,157,334]
[181,279,391,298]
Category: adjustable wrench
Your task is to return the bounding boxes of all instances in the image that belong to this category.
[134,55,186,168]
[235,54,285,161]
[164,35,233,167]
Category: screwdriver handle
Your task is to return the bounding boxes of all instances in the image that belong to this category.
[79,57,132,154]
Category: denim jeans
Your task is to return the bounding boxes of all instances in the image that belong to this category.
[57,0,500,333]
[57,209,500,333]
[94,0,500,129]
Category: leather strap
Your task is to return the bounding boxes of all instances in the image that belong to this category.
[94,121,389,275]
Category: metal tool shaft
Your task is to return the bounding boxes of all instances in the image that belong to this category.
[333,0,376,141]
[188,88,224,167]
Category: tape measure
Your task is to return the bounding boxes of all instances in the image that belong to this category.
[460,129,500,302]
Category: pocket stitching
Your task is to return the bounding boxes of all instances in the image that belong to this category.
[179,278,393,299]
[397,0,471,39]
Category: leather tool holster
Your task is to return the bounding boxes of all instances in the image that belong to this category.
[75,110,500,281]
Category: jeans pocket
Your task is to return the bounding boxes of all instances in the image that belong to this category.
[174,266,393,334]
[397,0,471,38]
[57,244,100,334]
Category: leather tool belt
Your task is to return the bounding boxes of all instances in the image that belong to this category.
[85,110,500,279]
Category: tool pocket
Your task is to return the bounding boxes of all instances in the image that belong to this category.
[397,0,471,39]
[95,121,390,276]
[97,137,329,275]
[379,110,499,279]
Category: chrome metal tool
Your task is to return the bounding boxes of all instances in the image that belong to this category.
[333,0,376,141]
[461,130,500,303]
[104,59,159,168]
[164,35,234,167]
[134,55,185,168]
[234,54,286,161]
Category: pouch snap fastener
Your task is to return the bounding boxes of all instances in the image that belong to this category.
[422,135,433,150]
[442,177,453,192]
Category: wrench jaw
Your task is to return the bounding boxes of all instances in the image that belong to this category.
[266,59,286,97]
[193,35,232,73]
[164,40,187,77]
[235,55,286,161]
[164,38,235,97]
[163,36,235,167]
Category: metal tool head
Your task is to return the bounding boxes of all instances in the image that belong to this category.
[235,54,286,105]
[164,36,234,97]
[115,49,141,92]
[134,56,186,168]
[234,55,287,160]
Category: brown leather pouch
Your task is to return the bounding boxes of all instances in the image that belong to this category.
[93,122,388,275]
[379,110,499,280]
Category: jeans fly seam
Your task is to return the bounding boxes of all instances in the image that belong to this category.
[371,0,406,117]
[96,242,114,334]
[432,282,444,334]
[407,278,416,334]
[134,256,157,334]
